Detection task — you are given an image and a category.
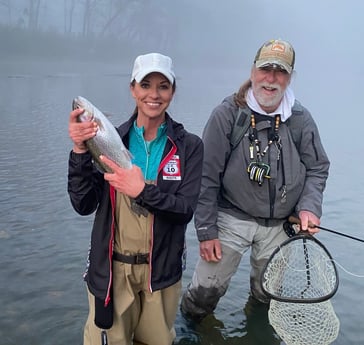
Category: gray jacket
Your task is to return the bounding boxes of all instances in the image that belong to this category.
[195,94,330,241]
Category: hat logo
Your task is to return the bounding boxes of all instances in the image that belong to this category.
[271,43,285,52]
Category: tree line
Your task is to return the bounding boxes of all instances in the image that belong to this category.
[0,0,178,59]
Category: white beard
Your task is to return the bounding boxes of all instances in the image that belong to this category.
[252,82,284,110]
[247,86,296,122]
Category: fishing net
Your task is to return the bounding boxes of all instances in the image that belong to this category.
[261,233,340,345]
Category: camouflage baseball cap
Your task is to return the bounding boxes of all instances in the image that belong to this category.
[254,39,295,74]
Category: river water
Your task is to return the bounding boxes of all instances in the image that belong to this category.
[0,59,363,345]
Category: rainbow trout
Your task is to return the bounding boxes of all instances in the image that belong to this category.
[72,96,132,172]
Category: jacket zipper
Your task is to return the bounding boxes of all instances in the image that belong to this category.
[148,137,177,292]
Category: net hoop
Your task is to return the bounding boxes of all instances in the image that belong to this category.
[261,234,339,303]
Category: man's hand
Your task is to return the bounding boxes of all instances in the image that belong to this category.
[199,239,222,262]
[299,210,320,234]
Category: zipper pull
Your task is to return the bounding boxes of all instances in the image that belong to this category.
[101,330,108,345]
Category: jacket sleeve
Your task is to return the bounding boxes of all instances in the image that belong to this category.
[295,109,330,218]
[134,134,204,225]
[67,151,105,215]
[194,103,236,241]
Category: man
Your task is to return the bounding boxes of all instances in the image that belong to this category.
[181,39,330,320]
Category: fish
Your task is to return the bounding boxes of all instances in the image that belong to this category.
[72,96,132,172]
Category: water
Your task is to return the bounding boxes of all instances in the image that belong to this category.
[1,59,364,345]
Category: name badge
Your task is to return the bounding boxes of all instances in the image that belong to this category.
[163,155,181,180]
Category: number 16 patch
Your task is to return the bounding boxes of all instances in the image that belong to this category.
[163,154,181,180]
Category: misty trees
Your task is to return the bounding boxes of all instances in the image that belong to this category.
[2,0,128,36]
[1,0,180,59]
[1,0,42,30]
[64,0,76,34]
[74,0,175,52]
[114,1,174,52]
[1,0,175,49]
[0,0,12,25]
[27,0,41,30]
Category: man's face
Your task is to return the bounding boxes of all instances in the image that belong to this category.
[250,65,291,113]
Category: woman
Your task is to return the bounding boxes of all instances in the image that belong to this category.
[68,53,203,345]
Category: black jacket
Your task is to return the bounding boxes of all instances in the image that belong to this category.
[68,113,203,306]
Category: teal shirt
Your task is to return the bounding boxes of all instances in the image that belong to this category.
[129,121,167,180]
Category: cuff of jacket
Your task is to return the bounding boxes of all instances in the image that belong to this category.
[196,226,219,242]
[69,150,92,162]
[134,183,148,206]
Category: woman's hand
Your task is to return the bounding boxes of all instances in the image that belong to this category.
[68,108,98,153]
[100,155,145,198]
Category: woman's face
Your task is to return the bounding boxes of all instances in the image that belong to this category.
[130,72,174,123]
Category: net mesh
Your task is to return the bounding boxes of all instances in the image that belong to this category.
[261,233,340,345]
[262,234,338,302]
[269,300,340,345]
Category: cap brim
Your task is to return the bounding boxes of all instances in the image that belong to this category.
[255,59,292,74]
[133,68,175,84]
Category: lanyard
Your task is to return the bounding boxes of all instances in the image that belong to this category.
[247,114,281,186]
[248,114,281,162]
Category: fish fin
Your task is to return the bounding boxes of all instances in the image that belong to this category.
[94,118,104,130]
[93,159,107,173]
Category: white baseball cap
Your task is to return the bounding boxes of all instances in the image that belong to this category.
[131,53,175,84]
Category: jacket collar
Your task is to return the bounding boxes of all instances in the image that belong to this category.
[117,112,185,144]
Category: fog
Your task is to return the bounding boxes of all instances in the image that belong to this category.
[2,0,362,120]
[2,0,363,181]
